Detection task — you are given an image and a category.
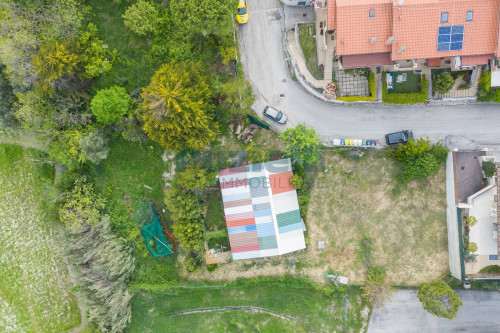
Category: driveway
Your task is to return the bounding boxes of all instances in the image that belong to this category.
[238,0,500,146]
[368,290,500,333]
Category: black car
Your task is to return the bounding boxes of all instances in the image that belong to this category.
[385,130,413,145]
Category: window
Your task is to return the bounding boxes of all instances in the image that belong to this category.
[489,255,498,261]
[466,11,473,22]
[441,12,448,23]
[369,9,375,18]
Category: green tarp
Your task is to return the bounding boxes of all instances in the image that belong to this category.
[141,203,173,258]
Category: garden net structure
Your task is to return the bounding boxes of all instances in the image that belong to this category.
[135,201,174,258]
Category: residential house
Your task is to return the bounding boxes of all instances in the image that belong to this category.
[326,0,500,73]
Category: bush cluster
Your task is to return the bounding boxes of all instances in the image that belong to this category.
[387,138,448,184]
[382,73,429,104]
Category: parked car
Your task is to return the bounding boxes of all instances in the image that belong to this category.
[263,106,287,124]
[236,0,248,24]
[385,130,413,145]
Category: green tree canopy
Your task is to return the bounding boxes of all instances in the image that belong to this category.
[433,72,455,94]
[123,0,160,36]
[280,124,321,169]
[170,0,237,37]
[482,161,496,178]
[79,129,110,165]
[221,77,254,115]
[417,280,463,319]
[59,177,106,231]
[141,61,218,151]
[32,41,79,90]
[91,85,131,125]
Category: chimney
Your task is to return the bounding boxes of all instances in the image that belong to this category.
[386,36,395,45]
[398,46,406,54]
[370,37,377,44]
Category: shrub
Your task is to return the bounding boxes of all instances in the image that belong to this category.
[467,242,478,253]
[417,280,463,319]
[246,143,269,164]
[382,73,428,104]
[482,161,496,177]
[184,252,203,273]
[290,174,304,190]
[337,72,376,102]
[466,216,478,227]
[433,72,455,94]
[91,86,131,125]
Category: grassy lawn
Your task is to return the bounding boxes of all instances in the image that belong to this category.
[89,138,180,286]
[298,23,323,80]
[89,0,157,91]
[390,71,421,93]
[304,150,448,285]
[128,279,369,332]
[0,144,80,332]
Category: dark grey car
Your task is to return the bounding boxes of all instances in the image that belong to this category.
[385,130,413,145]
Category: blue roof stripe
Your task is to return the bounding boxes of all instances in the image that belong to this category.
[256,223,276,237]
[228,224,257,234]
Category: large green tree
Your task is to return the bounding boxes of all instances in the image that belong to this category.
[32,40,79,90]
[221,77,254,115]
[91,86,131,125]
[417,280,463,319]
[123,0,160,36]
[59,177,106,231]
[170,0,237,37]
[433,72,455,94]
[141,62,218,151]
[280,124,321,168]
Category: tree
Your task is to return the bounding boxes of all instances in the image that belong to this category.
[482,161,496,178]
[32,41,79,90]
[467,242,478,253]
[79,129,110,164]
[417,280,463,319]
[141,62,218,151]
[175,165,213,192]
[280,124,321,168]
[221,77,254,115]
[49,128,89,169]
[433,72,455,94]
[466,216,478,227]
[123,0,160,36]
[59,177,106,231]
[91,86,131,125]
[70,215,135,333]
[76,23,117,78]
[170,0,237,37]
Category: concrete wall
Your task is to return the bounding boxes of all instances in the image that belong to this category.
[446,152,462,279]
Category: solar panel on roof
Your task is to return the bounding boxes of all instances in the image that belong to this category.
[437,25,463,51]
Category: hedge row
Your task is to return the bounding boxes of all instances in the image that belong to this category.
[382,72,429,104]
[337,72,376,102]
[477,70,500,103]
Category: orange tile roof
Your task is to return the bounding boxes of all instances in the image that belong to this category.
[327,0,336,30]
[336,0,392,56]
[391,0,499,61]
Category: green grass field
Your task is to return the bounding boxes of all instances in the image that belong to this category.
[129,279,369,332]
[0,144,80,332]
[298,23,323,80]
[390,71,421,93]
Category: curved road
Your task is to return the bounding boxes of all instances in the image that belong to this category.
[238,0,500,146]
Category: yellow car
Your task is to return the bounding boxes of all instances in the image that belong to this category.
[236,0,249,24]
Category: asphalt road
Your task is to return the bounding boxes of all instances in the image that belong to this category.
[238,0,500,146]
[368,290,500,333]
